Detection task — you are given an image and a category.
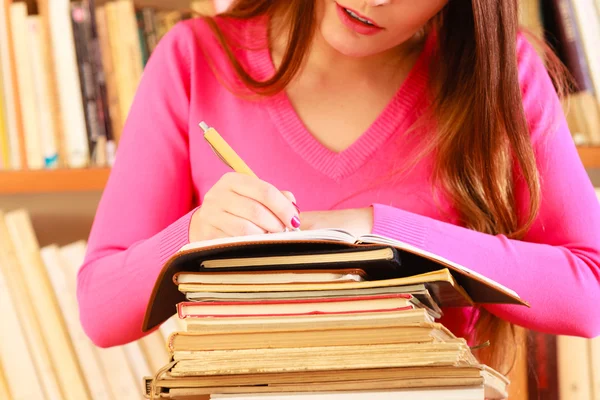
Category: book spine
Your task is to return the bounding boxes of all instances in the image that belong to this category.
[0,0,26,169]
[545,0,595,94]
[35,0,69,169]
[141,8,158,55]
[591,337,600,399]
[527,330,560,400]
[11,3,44,170]
[0,248,47,399]
[135,10,150,67]
[113,0,144,122]
[47,0,90,168]
[154,11,167,41]
[557,335,593,399]
[27,16,59,168]
[85,0,115,166]
[95,6,123,147]
[0,81,9,169]
[71,2,106,166]
[571,0,600,110]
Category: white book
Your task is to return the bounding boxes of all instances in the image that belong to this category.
[122,342,153,389]
[210,387,486,400]
[0,365,10,400]
[4,210,91,400]
[93,347,144,400]
[117,0,143,115]
[590,336,600,400]
[557,335,592,400]
[59,241,143,400]
[47,0,89,168]
[571,0,600,108]
[0,211,63,400]
[41,245,112,400]
[0,0,22,169]
[10,3,43,169]
[139,330,171,374]
[26,15,58,168]
[159,314,182,339]
[58,239,87,269]
[0,263,46,399]
[0,75,8,169]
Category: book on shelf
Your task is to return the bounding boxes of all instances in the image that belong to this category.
[517,181,596,400]
[541,0,600,145]
[0,208,177,400]
[0,0,599,171]
[527,329,600,400]
[0,0,200,171]
[140,228,532,399]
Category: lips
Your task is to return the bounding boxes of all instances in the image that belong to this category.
[335,2,384,36]
[341,5,382,28]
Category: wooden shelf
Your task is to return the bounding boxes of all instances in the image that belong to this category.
[0,146,596,195]
[0,168,111,194]
[578,146,600,169]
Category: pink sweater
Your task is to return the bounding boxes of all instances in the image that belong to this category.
[77,17,600,348]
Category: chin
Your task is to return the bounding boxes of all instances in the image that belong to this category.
[319,18,384,58]
[321,29,377,58]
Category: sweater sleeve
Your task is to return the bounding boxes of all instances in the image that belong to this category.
[371,35,600,338]
[77,22,198,348]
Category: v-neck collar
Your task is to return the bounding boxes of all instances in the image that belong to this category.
[244,18,432,182]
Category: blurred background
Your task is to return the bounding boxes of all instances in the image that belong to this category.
[0,0,598,399]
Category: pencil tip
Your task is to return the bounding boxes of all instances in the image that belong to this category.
[199,121,209,132]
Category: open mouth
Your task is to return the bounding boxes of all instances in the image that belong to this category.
[342,7,379,27]
[335,2,384,35]
[337,4,382,29]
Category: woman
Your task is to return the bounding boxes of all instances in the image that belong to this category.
[77,0,600,372]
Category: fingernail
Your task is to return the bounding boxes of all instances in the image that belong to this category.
[292,202,300,213]
[291,216,301,229]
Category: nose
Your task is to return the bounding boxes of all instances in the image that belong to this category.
[366,0,391,5]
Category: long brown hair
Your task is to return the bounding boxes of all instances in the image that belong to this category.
[196,0,567,374]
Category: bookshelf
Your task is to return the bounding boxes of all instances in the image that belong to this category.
[0,144,597,196]
[0,0,598,399]
[0,168,110,194]
[578,146,600,169]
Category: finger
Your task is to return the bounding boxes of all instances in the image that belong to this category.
[202,224,230,241]
[221,193,286,233]
[281,191,300,214]
[224,173,300,229]
[281,191,296,203]
[207,210,267,237]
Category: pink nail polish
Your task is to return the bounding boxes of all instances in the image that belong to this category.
[291,216,301,228]
[292,202,300,213]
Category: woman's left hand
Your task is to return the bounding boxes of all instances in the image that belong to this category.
[299,207,374,236]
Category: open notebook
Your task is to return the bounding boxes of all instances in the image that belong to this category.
[179,229,520,298]
[142,228,528,332]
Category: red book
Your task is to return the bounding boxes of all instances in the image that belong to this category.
[177,293,415,319]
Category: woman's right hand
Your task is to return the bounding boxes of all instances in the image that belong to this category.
[189,172,301,242]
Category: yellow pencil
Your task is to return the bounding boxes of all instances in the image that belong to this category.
[200,121,300,231]
[199,121,258,178]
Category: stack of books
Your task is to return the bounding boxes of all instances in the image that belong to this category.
[143,229,527,400]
